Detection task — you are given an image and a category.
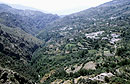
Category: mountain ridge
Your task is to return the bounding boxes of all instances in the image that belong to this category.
[1,0,130,84]
[0,4,60,35]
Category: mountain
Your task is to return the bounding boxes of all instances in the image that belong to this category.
[9,4,48,13]
[0,3,60,84]
[1,0,130,84]
[0,23,43,82]
[30,0,130,83]
[0,4,59,35]
[0,4,11,9]
[10,4,40,11]
[0,24,42,60]
[37,0,130,40]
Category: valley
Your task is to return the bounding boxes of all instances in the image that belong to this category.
[0,0,130,84]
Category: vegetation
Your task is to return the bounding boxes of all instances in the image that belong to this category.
[1,0,130,84]
[32,0,130,83]
[0,4,59,35]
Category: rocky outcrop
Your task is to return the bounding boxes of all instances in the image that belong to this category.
[65,61,96,73]
[89,72,114,82]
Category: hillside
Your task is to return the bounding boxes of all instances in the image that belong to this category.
[31,0,130,83]
[37,0,130,40]
[0,23,43,83]
[0,4,59,35]
[0,66,33,84]
[0,0,130,84]
[0,23,43,59]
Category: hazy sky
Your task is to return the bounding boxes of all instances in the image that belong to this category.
[0,0,112,15]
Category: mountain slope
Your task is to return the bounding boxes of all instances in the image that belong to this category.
[32,0,130,83]
[0,66,33,84]
[38,0,130,40]
[0,4,59,35]
[1,0,130,84]
[0,3,60,83]
[0,23,42,60]
[0,23,43,82]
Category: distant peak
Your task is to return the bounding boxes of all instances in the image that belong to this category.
[0,4,12,9]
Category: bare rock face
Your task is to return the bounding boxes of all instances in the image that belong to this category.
[89,72,114,82]
[83,61,96,70]
[0,67,33,84]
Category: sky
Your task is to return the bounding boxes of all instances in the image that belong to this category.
[0,0,112,15]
